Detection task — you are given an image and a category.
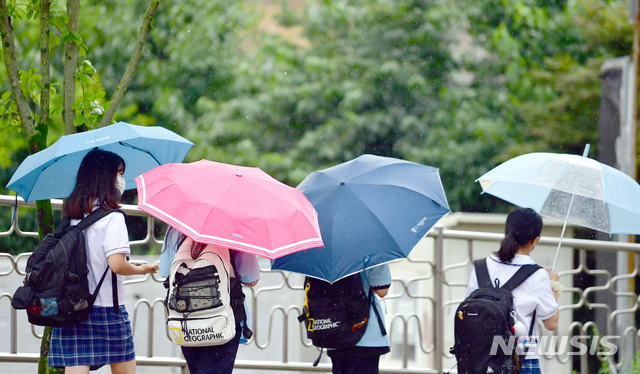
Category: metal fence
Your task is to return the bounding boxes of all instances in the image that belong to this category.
[0,195,639,374]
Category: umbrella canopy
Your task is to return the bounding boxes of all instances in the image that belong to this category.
[135,159,324,260]
[271,154,451,283]
[476,148,640,269]
[476,151,640,235]
[6,122,194,202]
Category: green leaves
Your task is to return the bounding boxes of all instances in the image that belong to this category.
[72,60,106,129]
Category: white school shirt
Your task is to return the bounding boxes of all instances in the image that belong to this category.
[71,208,130,307]
[465,254,558,360]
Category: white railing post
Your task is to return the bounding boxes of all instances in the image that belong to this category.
[433,225,444,373]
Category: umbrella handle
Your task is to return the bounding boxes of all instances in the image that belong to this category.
[552,144,588,271]
[551,193,575,272]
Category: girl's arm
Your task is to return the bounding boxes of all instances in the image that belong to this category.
[542,291,560,331]
[233,251,260,286]
[542,268,560,330]
[373,287,389,298]
[108,253,158,275]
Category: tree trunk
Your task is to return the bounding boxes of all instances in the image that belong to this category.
[39,0,51,138]
[63,0,80,134]
[2,1,161,372]
[36,0,61,371]
[99,0,160,127]
[0,0,37,143]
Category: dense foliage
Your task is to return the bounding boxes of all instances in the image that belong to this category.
[0,0,636,253]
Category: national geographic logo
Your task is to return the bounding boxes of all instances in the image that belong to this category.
[170,328,183,343]
[310,318,339,331]
[171,327,225,343]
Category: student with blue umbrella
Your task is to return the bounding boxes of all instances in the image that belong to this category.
[326,264,392,374]
[275,154,450,373]
[48,149,159,373]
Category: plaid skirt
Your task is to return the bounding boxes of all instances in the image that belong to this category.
[49,306,135,370]
[519,359,541,374]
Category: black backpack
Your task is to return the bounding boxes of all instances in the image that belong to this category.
[451,258,540,374]
[12,208,123,327]
[298,273,387,364]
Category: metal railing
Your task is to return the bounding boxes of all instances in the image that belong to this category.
[0,195,639,373]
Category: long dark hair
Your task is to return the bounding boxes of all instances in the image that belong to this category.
[496,208,543,263]
[191,242,207,260]
[189,242,235,278]
[63,149,125,219]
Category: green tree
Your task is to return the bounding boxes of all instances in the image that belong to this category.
[185,0,473,205]
[459,0,632,161]
[0,0,159,372]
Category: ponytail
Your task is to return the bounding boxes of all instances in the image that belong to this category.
[497,233,519,262]
[496,208,543,263]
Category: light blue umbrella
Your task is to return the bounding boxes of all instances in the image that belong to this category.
[6,122,194,202]
[271,154,451,283]
[476,145,640,269]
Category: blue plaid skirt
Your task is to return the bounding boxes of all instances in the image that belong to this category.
[49,306,135,370]
[519,359,541,374]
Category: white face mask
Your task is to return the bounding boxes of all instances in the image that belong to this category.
[116,175,126,195]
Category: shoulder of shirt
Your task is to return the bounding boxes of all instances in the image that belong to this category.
[488,253,538,266]
[90,209,126,227]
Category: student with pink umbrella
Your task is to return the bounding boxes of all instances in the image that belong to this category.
[159,226,259,374]
[135,159,324,374]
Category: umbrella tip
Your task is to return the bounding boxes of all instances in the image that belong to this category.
[236,172,242,177]
[582,144,590,158]
[340,181,345,185]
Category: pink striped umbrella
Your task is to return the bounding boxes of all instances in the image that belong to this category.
[135,160,324,259]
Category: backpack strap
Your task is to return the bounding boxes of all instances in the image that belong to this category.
[475,258,541,291]
[501,264,542,291]
[90,267,119,314]
[474,258,493,288]
[75,207,123,231]
[228,249,240,279]
[111,271,119,314]
[370,291,387,336]
[528,311,537,337]
[227,249,253,339]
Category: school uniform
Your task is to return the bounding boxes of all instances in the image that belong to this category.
[327,264,392,374]
[49,208,134,370]
[465,254,558,373]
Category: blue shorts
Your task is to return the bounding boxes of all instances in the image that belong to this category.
[49,306,135,370]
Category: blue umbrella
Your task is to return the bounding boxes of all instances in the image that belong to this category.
[271,154,451,283]
[476,145,640,269]
[6,122,194,202]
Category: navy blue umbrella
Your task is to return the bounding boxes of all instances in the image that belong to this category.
[271,154,450,283]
